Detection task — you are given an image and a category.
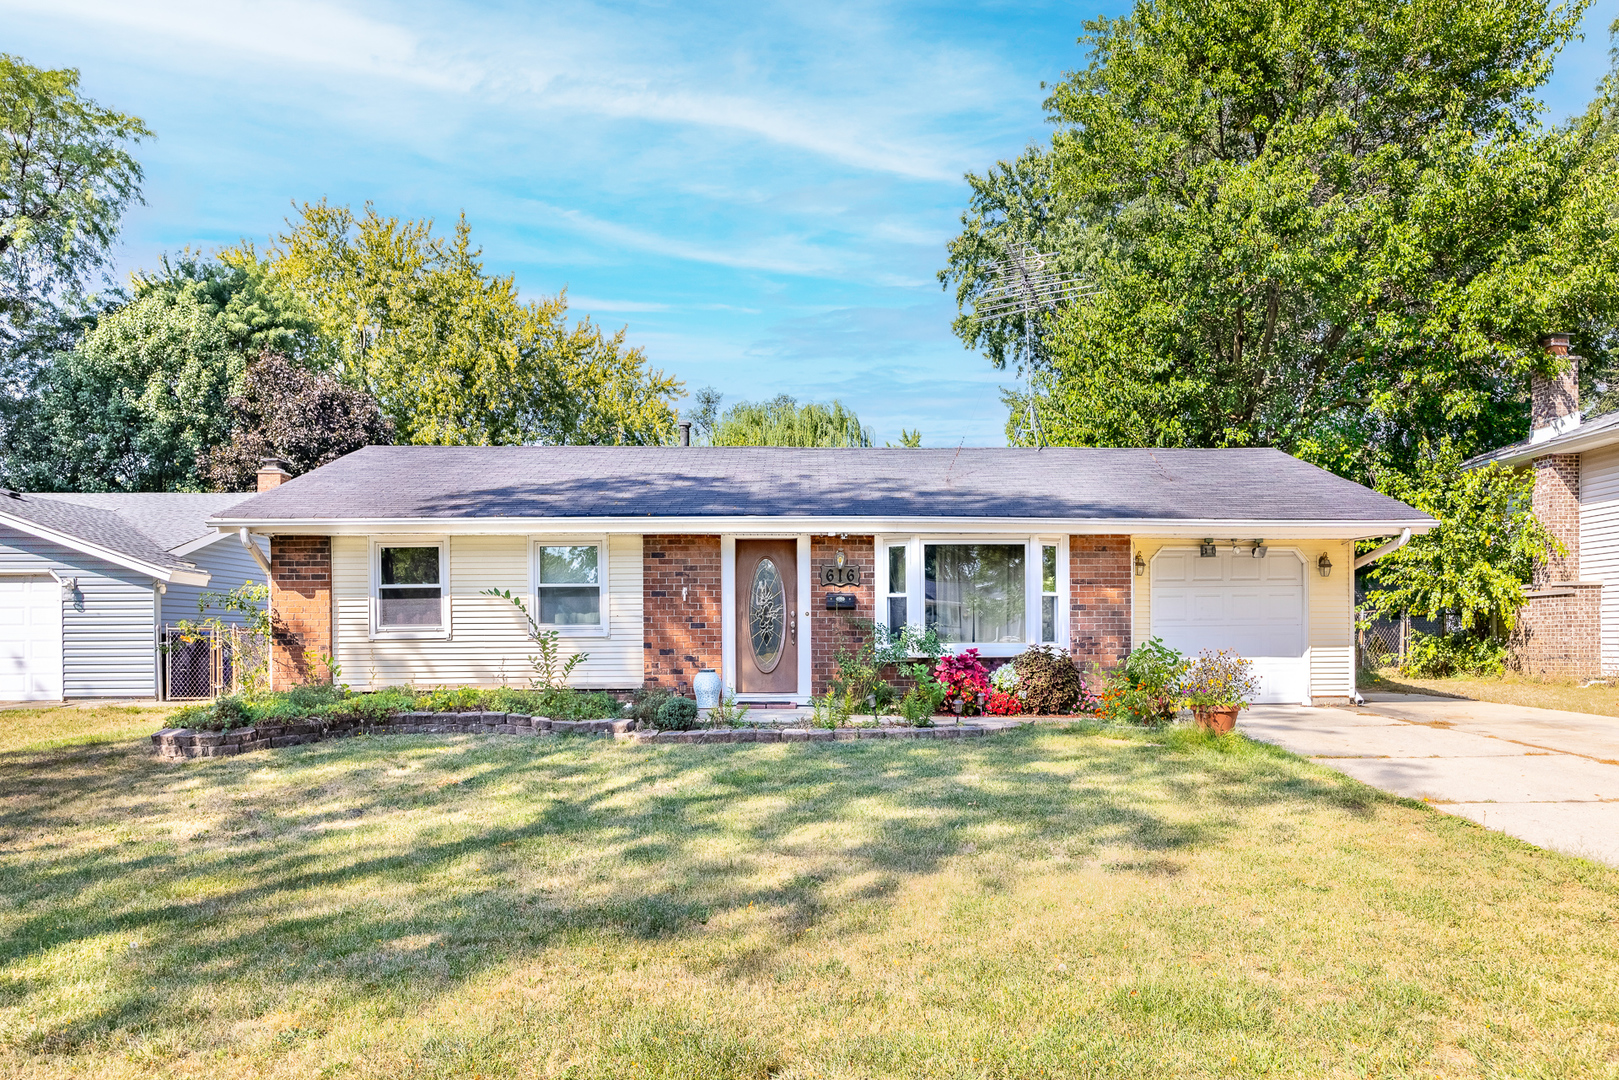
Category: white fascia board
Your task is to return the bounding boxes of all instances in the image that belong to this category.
[1472,425,1619,469]
[0,508,211,585]
[215,514,1435,541]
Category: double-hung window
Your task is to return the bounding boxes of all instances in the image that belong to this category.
[375,543,446,634]
[534,541,607,632]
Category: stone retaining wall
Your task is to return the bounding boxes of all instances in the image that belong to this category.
[151,712,1010,760]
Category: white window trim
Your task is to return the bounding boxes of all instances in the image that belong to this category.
[370,537,450,640]
[876,535,1068,657]
[530,536,611,638]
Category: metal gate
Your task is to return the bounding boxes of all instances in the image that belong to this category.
[160,625,269,700]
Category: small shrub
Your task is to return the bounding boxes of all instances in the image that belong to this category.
[984,690,1023,716]
[655,696,700,731]
[1012,645,1083,714]
[168,703,211,729]
[934,650,990,716]
[1123,637,1188,696]
[1401,631,1508,678]
[630,687,673,727]
[1096,679,1179,726]
[212,695,252,729]
[988,663,1019,693]
[895,686,937,726]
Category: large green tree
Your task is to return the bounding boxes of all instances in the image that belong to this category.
[943,0,1619,481]
[0,54,148,411]
[689,389,875,447]
[230,201,681,446]
[9,288,242,491]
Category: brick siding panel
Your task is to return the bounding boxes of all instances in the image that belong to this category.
[269,536,332,690]
[1070,534,1131,670]
[642,535,723,695]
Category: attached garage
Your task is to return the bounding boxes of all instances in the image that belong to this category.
[1149,546,1309,704]
[0,575,63,701]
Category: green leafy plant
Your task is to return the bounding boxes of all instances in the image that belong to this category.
[1400,631,1509,679]
[1011,645,1084,714]
[301,649,344,691]
[706,694,752,728]
[655,696,700,731]
[630,687,673,727]
[482,588,588,688]
[1179,650,1259,710]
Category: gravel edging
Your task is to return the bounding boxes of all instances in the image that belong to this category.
[150,712,1021,760]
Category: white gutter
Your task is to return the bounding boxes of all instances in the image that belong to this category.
[239,528,273,577]
[210,514,1437,541]
[1354,528,1412,570]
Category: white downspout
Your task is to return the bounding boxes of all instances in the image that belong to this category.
[1354,528,1412,570]
[239,528,273,577]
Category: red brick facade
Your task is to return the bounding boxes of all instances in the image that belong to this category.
[642,535,723,694]
[1510,332,1603,677]
[269,536,332,690]
[1532,453,1581,585]
[810,535,876,695]
[1512,583,1602,677]
[1069,534,1131,671]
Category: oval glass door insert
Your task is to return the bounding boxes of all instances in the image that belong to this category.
[748,557,787,673]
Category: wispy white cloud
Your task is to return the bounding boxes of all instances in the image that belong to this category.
[1,0,993,180]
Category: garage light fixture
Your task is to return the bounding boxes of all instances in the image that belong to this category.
[1134,553,1146,576]
[1199,538,1217,558]
[1317,553,1332,578]
[1251,541,1268,559]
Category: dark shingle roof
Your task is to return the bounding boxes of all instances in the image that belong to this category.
[210,446,1429,526]
[0,492,254,575]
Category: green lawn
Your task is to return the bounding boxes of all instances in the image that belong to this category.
[0,710,1615,1078]
[1363,668,1619,720]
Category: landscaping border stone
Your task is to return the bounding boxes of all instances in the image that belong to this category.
[149,712,1018,761]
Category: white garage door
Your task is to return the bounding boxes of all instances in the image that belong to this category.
[0,576,64,701]
[1150,548,1308,704]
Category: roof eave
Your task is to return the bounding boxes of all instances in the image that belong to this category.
[211,514,1435,541]
[0,507,211,585]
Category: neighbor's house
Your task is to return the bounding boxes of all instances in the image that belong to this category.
[0,491,269,701]
[210,447,1431,706]
[1466,334,1619,677]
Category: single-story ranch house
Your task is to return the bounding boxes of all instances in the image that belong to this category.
[0,492,269,701]
[213,447,1432,706]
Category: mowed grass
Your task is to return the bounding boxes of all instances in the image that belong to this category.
[1364,668,1619,720]
[0,711,1616,1079]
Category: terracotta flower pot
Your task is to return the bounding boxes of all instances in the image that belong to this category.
[1193,706,1240,734]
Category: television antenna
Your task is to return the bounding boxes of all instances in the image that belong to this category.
[972,241,1094,449]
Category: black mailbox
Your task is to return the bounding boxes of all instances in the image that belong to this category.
[824,592,857,610]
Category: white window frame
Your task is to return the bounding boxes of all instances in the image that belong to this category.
[876,535,1068,658]
[370,537,450,640]
[530,536,610,638]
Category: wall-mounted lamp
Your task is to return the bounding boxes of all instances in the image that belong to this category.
[1134,553,1146,577]
[1317,553,1333,578]
[1251,542,1268,559]
[60,576,77,594]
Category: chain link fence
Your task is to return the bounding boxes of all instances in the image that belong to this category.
[161,624,270,700]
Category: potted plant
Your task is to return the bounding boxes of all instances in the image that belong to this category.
[1179,649,1259,733]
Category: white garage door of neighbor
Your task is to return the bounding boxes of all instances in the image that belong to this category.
[0,575,64,701]
[1150,548,1308,704]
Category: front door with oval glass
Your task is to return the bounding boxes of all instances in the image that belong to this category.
[735,539,798,695]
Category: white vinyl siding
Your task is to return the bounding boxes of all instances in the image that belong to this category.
[0,526,158,698]
[333,534,642,690]
[1579,443,1619,675]
[1131,537,1354,702]
[161,535,268,627]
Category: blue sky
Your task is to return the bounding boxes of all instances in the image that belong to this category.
[4,1,1614,445]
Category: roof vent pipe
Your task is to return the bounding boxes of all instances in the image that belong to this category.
[678,421,691,447]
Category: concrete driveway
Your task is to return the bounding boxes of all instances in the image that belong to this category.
[1240,692,1619,868]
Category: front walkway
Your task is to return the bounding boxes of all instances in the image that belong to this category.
[1240,693,1619,868]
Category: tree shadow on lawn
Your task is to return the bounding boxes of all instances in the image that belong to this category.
[0,726,1379,1054]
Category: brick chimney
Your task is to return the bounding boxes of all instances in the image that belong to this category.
[1530,333,1579,444]
[256,457,293,492]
